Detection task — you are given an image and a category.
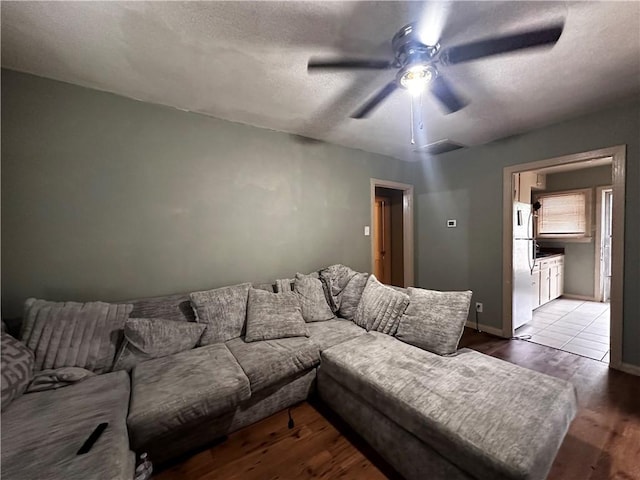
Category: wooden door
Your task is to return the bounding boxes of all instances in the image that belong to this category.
[374,196,392,284]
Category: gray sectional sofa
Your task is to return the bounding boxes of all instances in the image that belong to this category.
[1,266,578,480]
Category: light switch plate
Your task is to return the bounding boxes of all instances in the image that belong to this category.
[364,226,370,236]
[447,220,457,228]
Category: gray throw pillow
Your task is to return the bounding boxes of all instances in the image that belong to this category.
[245,288,309,342]
[396,287,473,355]
[275,278,295,293]
[338,272,369,320]
[190,283,252,345]
[113,318,206,371]
[319,264,358,312]
[294,273,335,322]
[354,275,410,335]
[1,332,34,411]
[26,367,95,393]
[20,298,133,374]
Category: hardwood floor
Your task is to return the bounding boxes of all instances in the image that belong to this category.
[156,328,640,480]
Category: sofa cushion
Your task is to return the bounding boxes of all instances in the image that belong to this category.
[275,278,295,293]
[20,298,133,374]
[127,343,250,451]
[396,288,473,355]
[190,283,252,345]
[319,264,358,312]
[245,288,308,342]
[294,273,335,322]
[26,367,95,393]
[337,272,369,320]
[353,275,409,335]
[226,336,320,393]
[321,333,577,480]
[306,319,367,352]
[113,318,206,371]
[127,292,196,322]
[1,370,134,480]
[1,332,34,411]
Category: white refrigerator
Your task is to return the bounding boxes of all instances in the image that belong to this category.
[512,202,535,330]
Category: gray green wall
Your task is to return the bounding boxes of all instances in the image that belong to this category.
[1,69,412,318]
[538,165,612,298]
[411,98,640,367]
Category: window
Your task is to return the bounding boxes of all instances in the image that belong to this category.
[535,188,592,240]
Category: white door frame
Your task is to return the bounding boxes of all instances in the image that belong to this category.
[370,179,414,287]
[594,185,613,302]
[502,145,626,371]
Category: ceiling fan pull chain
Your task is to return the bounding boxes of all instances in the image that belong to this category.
[410,95,416,145]
[419,91,424,131]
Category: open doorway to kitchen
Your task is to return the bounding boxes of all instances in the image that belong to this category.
[370,179,414,288]
[502,146,625,371]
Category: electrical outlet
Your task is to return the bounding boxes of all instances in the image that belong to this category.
[475,302,483,313]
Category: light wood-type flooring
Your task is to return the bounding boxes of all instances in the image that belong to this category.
[156,328,640,480]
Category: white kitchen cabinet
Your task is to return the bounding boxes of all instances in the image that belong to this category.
[514,172,547,203]
[533,255,565,309]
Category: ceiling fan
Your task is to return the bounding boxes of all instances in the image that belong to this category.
[308,21,564,119]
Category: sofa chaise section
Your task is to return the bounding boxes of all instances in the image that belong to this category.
[1,370,134,480]
[319,332,578,480]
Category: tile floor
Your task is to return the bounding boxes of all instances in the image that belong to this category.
[515,298,610,363]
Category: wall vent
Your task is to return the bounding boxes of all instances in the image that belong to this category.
[413,139,465,156]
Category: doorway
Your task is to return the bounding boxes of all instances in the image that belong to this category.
[374,187,404,285]
[502,145,628,371]
[370,179,414,288]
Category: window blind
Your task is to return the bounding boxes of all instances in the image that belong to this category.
[538,192,587,235]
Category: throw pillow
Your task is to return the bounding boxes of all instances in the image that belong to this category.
[319,264,358,312]
[294,273,335,322]
[20,298,133,374]
[275,278,295,293]
[245,288,309,342]
[26,367,95,393]
[1,332,34,411]
[190,283,252,345]
[396,287,473,355]
[113,318,206,371]
[338,272,369,320]
[354,275,410,335]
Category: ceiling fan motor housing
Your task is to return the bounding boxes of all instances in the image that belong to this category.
[392,23,440,89]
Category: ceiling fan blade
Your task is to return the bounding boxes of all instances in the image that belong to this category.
[351,82,398,119]
[441,24,564,65]
[430,76,467,113]
[308,58,394,71]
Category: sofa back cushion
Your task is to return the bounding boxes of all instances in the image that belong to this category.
[396,287,472,355]
[20,298,133,374]
[113,318,206,371]
[294,274,335,322]
[190,283,252,345]
[354,275,409,335]
[1,332,34,411]
[319,264,358,312]
[338,272,369,320]
[128,293,196,322]
[245,288,309,342]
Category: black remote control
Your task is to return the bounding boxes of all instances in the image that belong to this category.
[77,422,108,455]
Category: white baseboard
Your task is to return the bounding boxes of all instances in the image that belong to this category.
[616,362,640,377]
[465,321,505,337]
[561,294,599,302]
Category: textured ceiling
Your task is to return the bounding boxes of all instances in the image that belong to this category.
[2,1,639,161]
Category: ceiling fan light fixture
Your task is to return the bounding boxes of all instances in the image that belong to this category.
[399,64,436,94]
